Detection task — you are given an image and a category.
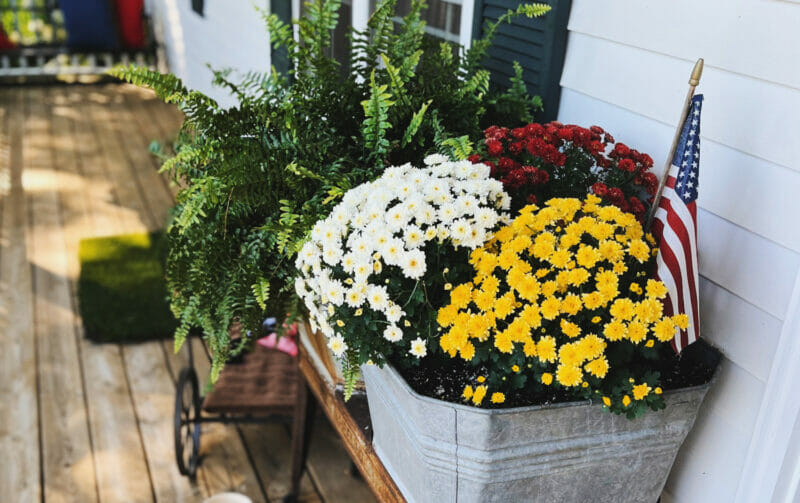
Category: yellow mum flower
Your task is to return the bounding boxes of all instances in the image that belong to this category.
[450,283,473,309]
[498,249,519,270]
[481,275,500,295]
[494,331,513,353]
[629,283,643,295]
[532,233,556,259]
[477,376,486,383]
[508,235,532,254]
[635,298,663,324]
[558,342,582,367]
[541,372,553,385]
[540,296,561,320]
[473,289,495,314]
[560,319,582,339]
[472,385,488,405]
[673,313,690,330]
[602,396,611,407]
[460,342,476,361]
[494,291,517,320]
[559,233,581,250]
[632,383,652,400]
[579,334,606,360]
[535,268,549,279]
[537,336,557,363]
[595,270,619,289]
[590,222,615,241]
[628,239,650,263]
[511,365,520,373]
[597,206,620,222]
[645,340,654,348]
[568,268,590,287]
[556,364,583,387]
[591,316,602,324]
[541,280,558,298]
[516,277,541,302]
[583,292,604,310]
[463,385,474,400]
[610,298,635,320]
[612,261,628,275]
[645,279,668,299]
[585,357,609,378]
[561,294,583,316]
[576,245,601,268]
[520,305,542,329]
[627,321,648,343]
[653,318,677,342]
[654,387,663,395]
[491,392,506,404]
[603,320,627,341]
[523,339,538,358]
[622,395,631,407]
[549,249,571,269]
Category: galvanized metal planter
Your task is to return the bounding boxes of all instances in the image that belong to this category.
[362,363,712,503]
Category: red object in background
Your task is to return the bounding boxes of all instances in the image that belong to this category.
[114,0,146,49]
[257,323,299,357]
[0,26,15,50]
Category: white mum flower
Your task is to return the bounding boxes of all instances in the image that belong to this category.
[328,335,348,357]
[383,325,403,342]
[353,261,371,282]
[345,286,366,308]
[294,278,306,297]
[474,207,499,229]
[341,252,358,273]
[367,285,389,311]
[424,153,449,166]
[409,338,427,358]
[432,161,454,177]
[386,205,409,232]
[449,218,471,242]
[322,245,343,266]
[454,160,474,179]
[324,279,345,306]
[381,237,405,266]
[402,249,427,279]
[404,225,424,248]
[438,202,458,223]
[469,163,491,180]
[413,203,436,225]
[455,195,479,216]
[385,302,403,323]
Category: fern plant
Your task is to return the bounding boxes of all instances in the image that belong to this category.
[110,0,550,381]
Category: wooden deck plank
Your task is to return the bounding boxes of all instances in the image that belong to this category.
[103,85,175,226]
[122,342,205,503]
[0,87,41,503]
[62,86,156,503]
[27,87,99,503]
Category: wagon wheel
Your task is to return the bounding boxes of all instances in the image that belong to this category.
[174,367,202,477]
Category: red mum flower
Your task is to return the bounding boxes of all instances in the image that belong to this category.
[509,141,525,155]
[556,127,574,141]
[612,143,631,158]
[512,127,527,139]
[467,154,482,164]
[590,125,605,135]
[527,194,538,204]
[618,158,636,172]
[486,139,503,156]
[525,123,544,137]
[607,187,624,204]
[591,182,608,197]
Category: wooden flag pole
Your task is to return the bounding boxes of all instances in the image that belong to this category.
[645,58,704,231]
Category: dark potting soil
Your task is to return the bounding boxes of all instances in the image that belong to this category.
[393,338,721,409]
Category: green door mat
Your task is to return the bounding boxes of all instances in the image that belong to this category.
[78,232,176,343]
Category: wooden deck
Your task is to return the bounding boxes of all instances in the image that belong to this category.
[0,84,376,503]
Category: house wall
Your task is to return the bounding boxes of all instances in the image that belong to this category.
[145,0,272,107]
[557,1,800,501]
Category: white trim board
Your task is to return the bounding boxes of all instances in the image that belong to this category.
[735,268,800,502]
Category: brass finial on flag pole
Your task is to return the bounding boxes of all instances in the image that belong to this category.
[645,58,704,230]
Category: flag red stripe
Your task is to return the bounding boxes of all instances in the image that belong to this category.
[661,195,699,345]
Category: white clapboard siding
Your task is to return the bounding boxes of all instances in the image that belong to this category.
[567,0,800,91]
[558,89,800,319]
[148,0,271,107]
[699,278,781,383]
[560,32,799,174]
[556,87,800,255]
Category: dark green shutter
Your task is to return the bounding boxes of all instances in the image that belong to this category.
[270,0,292,75]
[472,0,572,122]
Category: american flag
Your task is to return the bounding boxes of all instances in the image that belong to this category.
[652,94,703,352]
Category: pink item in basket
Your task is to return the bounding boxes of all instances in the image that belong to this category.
[257,323,298,357]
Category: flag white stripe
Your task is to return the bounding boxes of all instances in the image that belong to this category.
[655,206,698,345]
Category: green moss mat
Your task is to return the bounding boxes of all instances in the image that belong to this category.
[78,232,176,343]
